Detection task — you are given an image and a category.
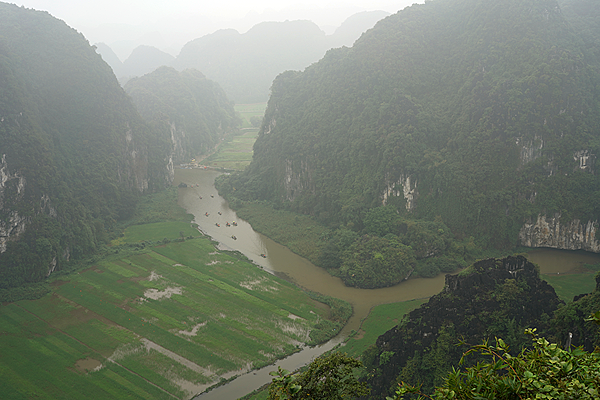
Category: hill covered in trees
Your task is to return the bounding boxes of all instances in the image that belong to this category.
[364,256,564,398]
[124,66,237,163]
[218,0,600,285]
[0,3,233,291]
[265,258,600,400]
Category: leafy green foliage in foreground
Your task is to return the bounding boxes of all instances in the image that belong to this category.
[268,352,369,400]
[392,327,600,400]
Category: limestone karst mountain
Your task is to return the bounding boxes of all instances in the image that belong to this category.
[0,3,232,289]
[124,66,236,163]
[219,0,600,256]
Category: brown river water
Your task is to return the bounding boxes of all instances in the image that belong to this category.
[176,168,600,399]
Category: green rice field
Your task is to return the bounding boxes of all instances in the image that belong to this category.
[203,103,266,170]
[541,271,598,302]
[343,299,428,357]
[0,216,342,399]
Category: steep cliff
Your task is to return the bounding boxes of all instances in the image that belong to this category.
[124,66,237,163]
[365,256,563,398]
[219,0,600,253]
[0,3,172,288]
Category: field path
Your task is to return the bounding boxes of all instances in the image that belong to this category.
[14,302,180,399]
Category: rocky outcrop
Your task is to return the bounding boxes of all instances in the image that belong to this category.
[367,256,563,398]
[0,154,28,253]
[517,135,544,165]
[573,150,595,172]
[382,174,418,211]
[519,214,600,252]
[284,158,314,202]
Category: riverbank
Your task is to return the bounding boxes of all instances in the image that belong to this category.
[179,168,600,399]
[0,186,351,400]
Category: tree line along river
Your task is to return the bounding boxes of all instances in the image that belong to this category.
[175,168,600,399]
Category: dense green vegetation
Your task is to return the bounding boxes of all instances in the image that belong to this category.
[124,66,237,163]
[392,325,600,399]
[363,256,566,398]
[217,0,600,288]
[0,188,350,399]
[268,352,369,399]
[216,191,483,288]
[0,3,173,289]
[0,4,239,291]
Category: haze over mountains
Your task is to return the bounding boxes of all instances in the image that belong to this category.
[2,0,600,398]
[96,11,391,103]
[0,3,234,288]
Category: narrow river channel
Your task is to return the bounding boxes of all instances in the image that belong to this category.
[175,168,600,399]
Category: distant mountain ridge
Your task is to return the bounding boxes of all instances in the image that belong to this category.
[97,11,390,102]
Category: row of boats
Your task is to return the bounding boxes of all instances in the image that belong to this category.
[196,195,267,257]
[211,220,238,228]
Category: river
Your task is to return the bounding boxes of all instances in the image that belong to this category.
[175,168,600,399]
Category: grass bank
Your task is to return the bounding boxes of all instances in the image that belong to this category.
[541,270,599,302]
[233,202,331,266]
[0,188,350,400]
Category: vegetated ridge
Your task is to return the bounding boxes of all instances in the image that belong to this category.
[0,3,232,291]
[364,255,600,399]
[364,256,562,397]
[124,66,237,164]
[218,0,600,288]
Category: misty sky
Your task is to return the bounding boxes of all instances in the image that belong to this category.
[12,1,421,59]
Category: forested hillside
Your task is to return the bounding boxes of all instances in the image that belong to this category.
[124,66,237,163]
[219,0,600,281]
[0,3,172,289]
[364,256,562,397]
[364,256,600,399]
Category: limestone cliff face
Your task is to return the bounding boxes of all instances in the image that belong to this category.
[0,155,28,253]
[283,158,314,202]
[519,214,600,252]
[382,174,418,211]
[0,3,175,287]
[120,125,152,192]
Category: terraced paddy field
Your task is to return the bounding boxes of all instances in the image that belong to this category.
[0,216,345,399]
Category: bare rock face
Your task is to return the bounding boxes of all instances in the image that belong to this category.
[519,214,600,252]
[0,154,28,253]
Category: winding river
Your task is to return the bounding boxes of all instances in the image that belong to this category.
[176,168,600,399]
